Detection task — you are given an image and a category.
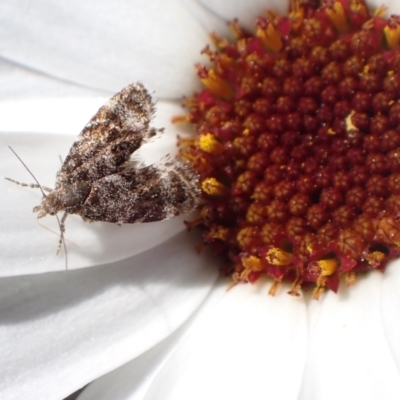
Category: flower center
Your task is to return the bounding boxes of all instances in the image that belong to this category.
[176,0,400,299]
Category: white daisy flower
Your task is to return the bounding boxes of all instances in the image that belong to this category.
[0,1,400,400]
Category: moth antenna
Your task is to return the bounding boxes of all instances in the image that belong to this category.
[8,146,69,269]
[7,146,47,198]
[4,178,53,193]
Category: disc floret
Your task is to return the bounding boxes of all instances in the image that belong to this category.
[178,0,400,299]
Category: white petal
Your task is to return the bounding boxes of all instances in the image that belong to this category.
[0,93,184,136]
[76,295,213,400]
[185,1,231,37]
[374,0,400,14]
[300,272,400,400]
[380,259,400,368]
[0,58,103,101]
[197,0,289,30]
[0,231,218,400]
[0,58,107,133]
[141,281,307,400]
[0,0,213,98]
[0,98,107,135]
[0,99,194,276]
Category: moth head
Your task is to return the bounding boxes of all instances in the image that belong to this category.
[34,182,91,218]
[34,190,65,218]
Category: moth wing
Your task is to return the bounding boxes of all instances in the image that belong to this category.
[58,83,157,184]
[79,158,200,223]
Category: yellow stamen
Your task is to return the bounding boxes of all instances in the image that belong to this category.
[228,19,247,40]
[288,277,302,296]
[312,285,326,300]
[256,20,283,52]
[312,258,338,299]
[198,67,233,101]
[317,258,339,276]
[325,2,349,33]
[210,32,230,50]
[365,250,386,267]
[288,0,305,29]
[345,111,358,132]
[265,247,293,266]
[240,255,263,280]
[268,280,281,296]
[201,177,228,196]
[218,54,236,70]
[384,23,400,50]
[198,133,224,154]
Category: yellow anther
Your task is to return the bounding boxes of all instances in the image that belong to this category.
[317,258,339,276]
[325,2,349,33]
[365,251,386,267]
[199,68,233,101]
[289,0,305,30]
[384,23,400,50]
[265,247,293,266]
[345,111,358,132]
[240,255,263,280]
[201,177,228,196]
[242,255,263,271]
[198,133,224,154]
[256,21,283,52]
[210,32,230,50]
[228,19,247,40]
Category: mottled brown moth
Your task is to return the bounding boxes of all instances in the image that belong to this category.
[7,83,200,257]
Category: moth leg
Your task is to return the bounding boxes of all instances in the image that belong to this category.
[56,212,68,255]
[5,177,53,193]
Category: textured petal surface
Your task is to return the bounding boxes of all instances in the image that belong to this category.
[76,284,226,400]
[0,58,102,101]
[143,282,307,400]
[0,231,218,400]
[379,0,400,14]
[0,0,212,98]
[0,99,195,276]
[299,266,400,400]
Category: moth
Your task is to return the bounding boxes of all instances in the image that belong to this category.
[8,83,200,256]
